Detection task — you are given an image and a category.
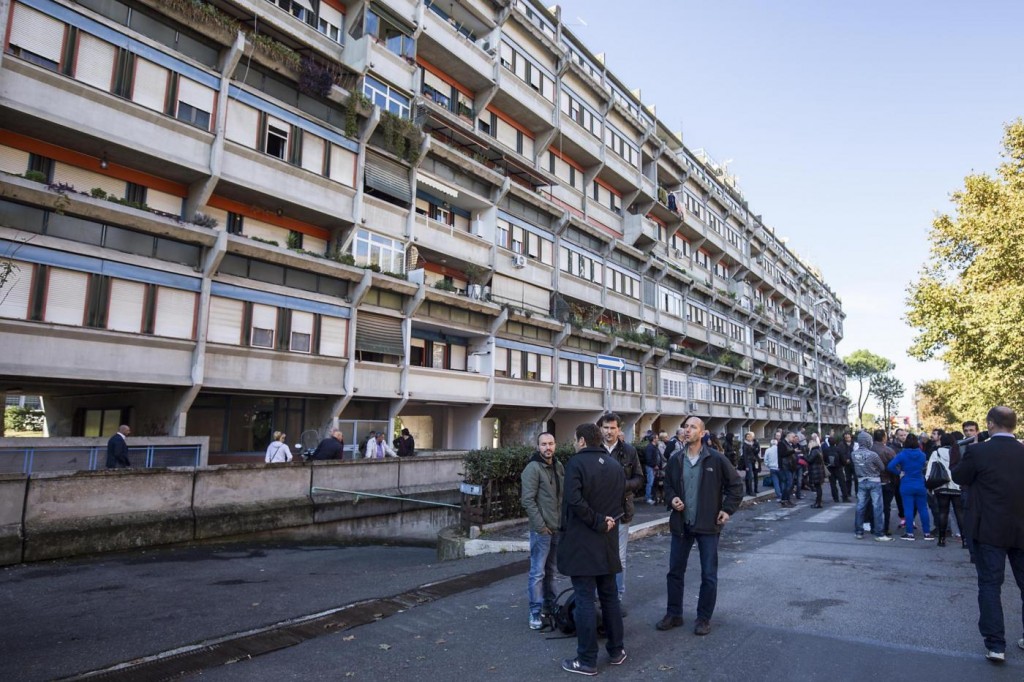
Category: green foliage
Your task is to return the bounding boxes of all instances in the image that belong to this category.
[5,406,44,432]
[23,170,47,183]
[191,212,219,228]
[907,118,1024,419]
[914,379,958,432]
[433,279,457,292]
[89,187,108,199]
[462,443,576,485]
[249,235,280,246]
[843,349,894,428]
[378,111,424,163]
[329,248,356,265]
[871,373,905,430]
[287,230,303,250]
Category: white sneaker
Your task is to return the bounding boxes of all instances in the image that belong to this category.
[875,535,894,542]
[529,614,542,630]
[1018,638,1024,650]
[986,650,1005,663]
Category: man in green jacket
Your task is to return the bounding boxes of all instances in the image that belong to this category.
[521,431,564,630]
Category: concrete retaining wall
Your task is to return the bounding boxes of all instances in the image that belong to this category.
[3,454,465,565]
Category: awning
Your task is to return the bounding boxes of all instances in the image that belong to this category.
[418,173,459,199]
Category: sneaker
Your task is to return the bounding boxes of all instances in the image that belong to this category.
[646,499,655,505]
[901,534,915,541]
[899,519,906,528]
[1017,638,1024,650]
[922,533,936,541]
[875,535,894,542]
[986,650,1005,663]
[855,532,864,539]
[529,614,542,630]
[656,614,684,631]
[562,658,598,676]
[694,618,711,636]
[609,650,627,666]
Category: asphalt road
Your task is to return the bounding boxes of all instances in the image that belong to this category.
[2,498,1022,681]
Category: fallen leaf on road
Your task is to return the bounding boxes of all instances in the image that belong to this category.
[475,604,489,610]
[342,635,356,641]
[658,665,675,671]
[436,639,446,644]
[379,644,391,650]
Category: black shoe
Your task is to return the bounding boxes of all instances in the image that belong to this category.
[694,618,711,636]
[609,650,627,666]
[561,658,598,676]
[656,615,684,631]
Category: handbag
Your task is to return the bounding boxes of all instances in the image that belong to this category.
[925,460,951,490]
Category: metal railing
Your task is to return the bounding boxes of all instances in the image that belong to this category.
[0,445,203,475]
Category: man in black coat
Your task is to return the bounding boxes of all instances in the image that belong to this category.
[310,430,345,460]
[656,416,743,636]
[597,413,644,606]
[556,422,626,675]
[105,424,132,468]
[952,406,1024,664]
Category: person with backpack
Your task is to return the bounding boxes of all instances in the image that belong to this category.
[556,422,626,675]
[521,432,564,631]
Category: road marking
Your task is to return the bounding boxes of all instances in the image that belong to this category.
[753,507,798,521]
[806,506,848,523]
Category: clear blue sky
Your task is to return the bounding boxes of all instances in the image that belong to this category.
[554,0,1024,419]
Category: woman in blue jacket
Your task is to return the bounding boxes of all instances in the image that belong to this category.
[887,433,934,541]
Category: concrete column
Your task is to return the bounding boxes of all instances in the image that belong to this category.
[498,412,546,449]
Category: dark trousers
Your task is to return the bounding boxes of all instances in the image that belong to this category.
[743,467,756,496]
[894,483,905,518]
[570,574,624,667]
[779,468,793,502]
[931,492,964,536]
[828,467,846,501]
[843,465,856,498]
[974,543,1024,653]
[812,482,823,506]
[881,482,897,534]
[666,529,719,621]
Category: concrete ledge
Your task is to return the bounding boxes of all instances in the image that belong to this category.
[0,475,27,566]
[23,509,195,562]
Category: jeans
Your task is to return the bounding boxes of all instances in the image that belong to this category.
[855,479,884,536]
[901,485,931,534]
[769,469,782,498]
[615,522,629,597]
[666,529,720,621]
[974,543,1024,653]
[645,466,656,501]
[528,530,559,616]
[570,574,624,667]
[794,467,805,498]
[779,468,794,502]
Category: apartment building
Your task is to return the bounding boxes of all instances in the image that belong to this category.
[0,0,848,453]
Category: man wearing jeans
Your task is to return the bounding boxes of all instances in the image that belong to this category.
[556,423,626,675]
[852,431,892,542]
[656,416,743,636]
[952,406,1024,664]
[597,413,644,607]
[520,432,564,630]
[763,439,780,499]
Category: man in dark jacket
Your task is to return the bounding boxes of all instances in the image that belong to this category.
[643,434,662,505]
[777,432,800,507]
[657,416,743,636]
[597,413,644,605]
[834,431,854,502]
[105,424,132,468]
[521,432,564,630]
[951,406,1024,664]
[556,423,626,675]
[310,430,345,460]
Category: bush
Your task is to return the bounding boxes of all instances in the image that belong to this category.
[5,406,44,432]
[90,187,108,199]
[23,170,47,183]
[192,212,219,228]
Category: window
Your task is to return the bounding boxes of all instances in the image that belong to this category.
[251,303,277,348]
[125,182,147,205]
[363,75,411,119]
[687,304,706,326]
[176,102,211,130]
[353,228,405,274]
[226,212,244,235]
[318,4,344,43]
[365,7,414,59]
[266,123,289,159]
[175,78,214,131]
[290,311,313,353]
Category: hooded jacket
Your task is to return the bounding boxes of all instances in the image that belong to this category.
[663,444,744,535]
[852,431,885,480]
[520,451,565,533]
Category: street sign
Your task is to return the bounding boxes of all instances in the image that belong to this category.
[596,354,626,371]
[460,482,482,496]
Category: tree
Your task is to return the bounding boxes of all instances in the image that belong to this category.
[914,379,958,432]
[871,373,905,432]
[843,349,894,428]
[907,119,1024,418]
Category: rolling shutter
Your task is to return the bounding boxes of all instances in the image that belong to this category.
[52,162,124,197]
[365,152,411,204]
[319,316,347,357]
[106,279,145,333]
[177,77,215,113]
[10,3,65,63]
[153,287,196,339]
[146,189,183,216]
[329,143,356,186]
[0,146,30,175]
[301,134,324,174]
[207,296,244,344]
[355,311,403,356]
[226,100,260,147]
[290,310,314,353]
[132,59,169,112]
[495,118,517,150]
[0,260,33,319]
[44,269,88,326]
[250,303,277,348]
[449,344,466,371]
[75,33,116,91]
[243,219,288,244]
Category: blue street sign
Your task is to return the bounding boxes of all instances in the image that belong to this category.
[596,354,626,371]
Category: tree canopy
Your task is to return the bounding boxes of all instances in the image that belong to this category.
[907,119,1024,420]
[871,374,905,432]
[843,349,894,428]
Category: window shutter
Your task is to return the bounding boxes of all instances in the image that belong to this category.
[146,189,183,216]
[423,69,449,95]
[496,119,517,150]
[44,269,89,326]
[449,344,466,371]
[290,310,314,353]
[354,311,403,356]
[131,58,169,111]
[250,303,277,348]
[329,143,356,186]
[207,296,244,344]
[226,100,260,147]
[10,4,65,63]
[365,152,411,204]
[0,146,30,175]
[301,134,324,174]
[106,279,146,333]
[177,77,215,113]
[0,260,33,319]
[152,287,196,339]
[75,33,116,91]
[495,346,507,375]
[319,316,347,357]
[52,162,124,198]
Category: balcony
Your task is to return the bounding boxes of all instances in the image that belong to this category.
[204,345,345,394]
[557,386,604,411]
[493,70,555,131]
[407,367,488,402]
[418,10,495,91]
[601,150,641,189]
[622,213,659,248]
[585,202,623,236]
[609,392,642,414]
[494,250,552,290]
[556,114,603,164]
[494,379,553,407]
[543,185,584,219]
[413,214,491,265]
[604,289,642,319]
[557,273,603,305]
[342,35,416,94]
[363,195,409,240]
[354,363,402,398]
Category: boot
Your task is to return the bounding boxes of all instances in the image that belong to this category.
[937,531,946,547]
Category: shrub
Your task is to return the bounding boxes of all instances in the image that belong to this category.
[433,279,457,292]
[191,212,219,228]
[4,406,44,432]
[90,187,108,199]
[23,170,47,183]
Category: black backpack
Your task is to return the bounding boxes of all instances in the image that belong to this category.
[552,587,604,636]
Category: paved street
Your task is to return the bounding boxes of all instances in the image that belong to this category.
[2,498,1022,681]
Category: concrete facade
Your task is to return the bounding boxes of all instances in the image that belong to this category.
[0,0,848,455]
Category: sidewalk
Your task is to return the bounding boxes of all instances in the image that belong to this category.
[447,489,778,558]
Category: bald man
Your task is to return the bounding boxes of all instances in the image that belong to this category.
[657,416,743,636]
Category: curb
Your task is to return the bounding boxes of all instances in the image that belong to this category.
[436,490,779,561]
